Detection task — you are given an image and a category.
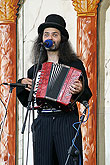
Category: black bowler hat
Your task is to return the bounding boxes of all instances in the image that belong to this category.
[38,14,69,40]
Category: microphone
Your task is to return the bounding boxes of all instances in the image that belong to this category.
[3,83,28,88]
[42,39,53,48]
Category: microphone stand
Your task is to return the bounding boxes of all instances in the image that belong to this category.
[21,45,44,165]
[65,104,89,165]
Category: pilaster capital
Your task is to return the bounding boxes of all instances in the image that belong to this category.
[0,0,19,23]
[72,0,101,16]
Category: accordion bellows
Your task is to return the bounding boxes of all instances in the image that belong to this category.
[35,62,82,106]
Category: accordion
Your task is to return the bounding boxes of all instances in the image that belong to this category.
[35,62,82,107]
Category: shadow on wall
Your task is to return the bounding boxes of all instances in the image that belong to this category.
[17,0,27,17]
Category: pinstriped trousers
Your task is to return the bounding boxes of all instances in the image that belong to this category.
[32,111,83,165]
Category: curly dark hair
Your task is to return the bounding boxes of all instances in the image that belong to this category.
[31,32,79,65]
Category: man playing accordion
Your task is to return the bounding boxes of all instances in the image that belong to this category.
[17,14,92,165]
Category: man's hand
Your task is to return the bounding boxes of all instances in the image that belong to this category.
[21,78,32,91]
[69,79,83,95]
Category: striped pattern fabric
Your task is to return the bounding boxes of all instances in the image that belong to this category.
[32,111,83,165]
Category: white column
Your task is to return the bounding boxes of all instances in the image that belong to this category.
[105,6,110,165]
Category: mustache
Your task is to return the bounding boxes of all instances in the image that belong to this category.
[45,41,61,51]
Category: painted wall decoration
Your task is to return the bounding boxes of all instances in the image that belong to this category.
[72,0,101,164]
[0,0,19,164]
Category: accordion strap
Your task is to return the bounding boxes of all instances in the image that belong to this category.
[70,75,85,109]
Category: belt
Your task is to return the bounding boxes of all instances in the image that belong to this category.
[37,103,74,113]
[38,108,62,113]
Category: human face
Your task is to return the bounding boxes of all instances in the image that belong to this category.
[43,27,61,51]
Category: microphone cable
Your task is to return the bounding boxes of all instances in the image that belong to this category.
[65,104,90,165]
[71,104,90,165]
[0,84,9,142]
[0,83,16,141]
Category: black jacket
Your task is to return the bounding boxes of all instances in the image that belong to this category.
[16,59,92,108]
